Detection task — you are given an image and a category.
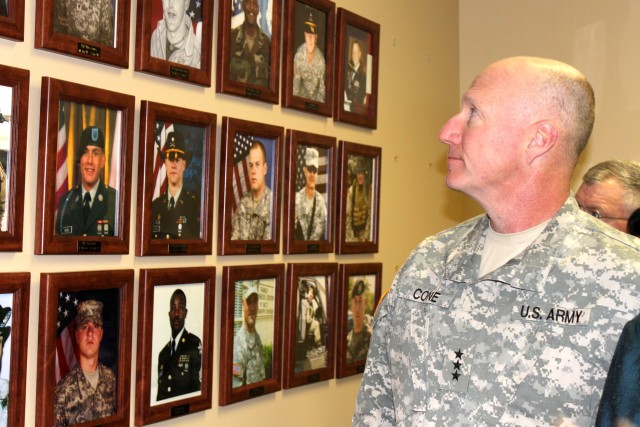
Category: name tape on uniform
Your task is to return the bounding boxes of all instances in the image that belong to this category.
[400,288,456,308]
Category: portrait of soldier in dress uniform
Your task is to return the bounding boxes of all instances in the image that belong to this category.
[294,146,327,241]
[55,125,118,237]
[345,276,374,364]
[343,30,370,114]
[292,6,326,103]
[54,299,117,426]
[149,0,202,68]
[229,0,272,87]
[53,0,115,46]
[295,276,328,373]
[151,130,202,240]
[156,288,202,402]
[345,155,373,242]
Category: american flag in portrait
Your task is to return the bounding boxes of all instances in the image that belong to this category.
[231,132,255,215]
[55,291,79,383]
[296,145,328,199]
[152,121,174,200]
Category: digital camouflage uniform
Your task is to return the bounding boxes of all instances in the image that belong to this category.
[54,363,116,426]
[294,187,326,240]
[157,329,202,401]
[292,43,326,103]
[353,197,640,426]
[232,325,265,387]
[151,191,201,239]
[231,187,272,240]
[53,0,114,46]
[229,22,271,87]
[346,323,372,364]
[345,183,370,242]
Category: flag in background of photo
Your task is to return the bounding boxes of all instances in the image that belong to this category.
[55,104,69,208]
[153,121,174,200]
[231,133,255,215]
[55,291,79,383]
[295,145,327,196]
[231,0,272,38]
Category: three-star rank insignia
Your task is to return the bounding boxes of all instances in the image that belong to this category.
[440,341,473,393]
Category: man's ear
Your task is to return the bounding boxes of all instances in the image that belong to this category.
[527,122,557,165]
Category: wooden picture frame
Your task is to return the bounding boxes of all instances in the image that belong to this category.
[283,262,337,389]
[135,267,215,425]
[36,269,134,427]
[0,65,29,252]
[333,8,380,129]
[336,263,381,378]
[219,264,284,406]
[336,141,381,254]
[134,0,214,86]
[34,0,131,67]
[35,77,135,255]
[0,0,25,41]
[217,117,283,255]
[283,129,336,254]
[135,101,216,256]
[281,0,335,116]
[216,0,282,104]
[0,273,30,427]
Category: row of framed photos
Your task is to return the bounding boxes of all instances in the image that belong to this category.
[0,65,381,256]
[3,262,381,426]
[0,0,380,127]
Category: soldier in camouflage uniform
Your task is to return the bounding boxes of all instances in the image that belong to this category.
[53,0,114,46]
[346,279,372,364]
[353,57,640,425]
[157,289,202,401]
[54,300,116,426]
[292,11,326,103]
[295,147,327,240]
[232,282,266,387]
[345,157,371,242]
[150,0,201,68]
[229,0,271,87]
[231,141,272,240]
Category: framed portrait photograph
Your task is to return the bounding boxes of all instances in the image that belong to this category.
[333,8,380,129]
[35,77,135,255]
[283,262,337,389]
[34,0,131,67]
[281,0,335,116]
[35,269,134,427]
[283,129,336,254]
[134,0,214,86]
[336,141,381,254]
[0,273,30,427]
[135,101,216,256]
[217,117,284,255]
[135,267,215,425]
[216,0,282,104]
[336,263,381,378]
[0,0,25,41]
[0,65,29,252]
[219,264,284,406]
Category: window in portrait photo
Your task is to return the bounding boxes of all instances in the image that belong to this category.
[149,0,202,68]
[294,275,328,373]
[150,122,205,240]
[149,282,205,406]
[294,144,328,241]
[54,288,120,426]
[345,274,375,365]
[0,85,12,233]
[229,134,276,241]
[231,278,276,388]
[54,101,122,238]
[0,292,13,424]
[345,154,374,243]
[228,0,274,88]
[291,2,327,103]
[343,27,371,114]
[53,0,117,47]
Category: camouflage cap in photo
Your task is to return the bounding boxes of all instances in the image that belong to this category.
[76,300,104,327]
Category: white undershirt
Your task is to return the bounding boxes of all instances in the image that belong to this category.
[478,220,550,277]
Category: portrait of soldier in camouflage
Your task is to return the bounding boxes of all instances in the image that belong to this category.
[54,300,116,426]
[345,277,373,365]
[345,156,372,242]
[294,146,327,241]
[292,7,326,103]
[53,0,115,46]
[232,281,266,387]
[229,0,271,87]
